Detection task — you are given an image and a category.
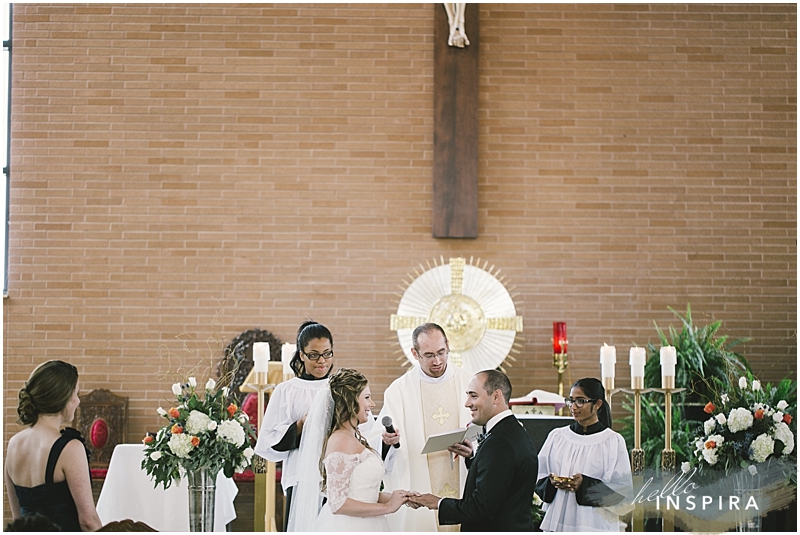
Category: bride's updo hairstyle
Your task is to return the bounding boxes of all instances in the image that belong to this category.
[328,368,373,450]
[17,360,79,426]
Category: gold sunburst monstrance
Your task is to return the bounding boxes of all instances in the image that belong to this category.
[390,257,523,375]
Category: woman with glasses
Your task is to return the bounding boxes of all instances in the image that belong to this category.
[255,320,335,530]
[535,378,633,531]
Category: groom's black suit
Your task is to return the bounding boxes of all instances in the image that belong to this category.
[438,414,538,531]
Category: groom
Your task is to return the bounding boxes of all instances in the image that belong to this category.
[409,370,538,531]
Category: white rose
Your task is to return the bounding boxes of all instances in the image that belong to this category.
[205,378,216,391]
[752,380,761,391]
[748,465,758,476]
[150,451,162,461]
[739,377,747,389]
[773,412,784,423]
[207,421,217,432]
[222,386,230,397]
[157,407,167,416]
[704,418,717,435]
[238,413,249,424]
[188,377,197,388]
[243,447,254,461]
[777,400,788,410]
[715,413,727,425]
[681,462,691,473]
[172,383,183,396]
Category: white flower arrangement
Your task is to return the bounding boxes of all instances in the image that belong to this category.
[694,375,796,475]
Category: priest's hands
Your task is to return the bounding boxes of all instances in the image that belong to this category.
[409,493,440,510]
[382,427,401,447]
[447,439,473,459]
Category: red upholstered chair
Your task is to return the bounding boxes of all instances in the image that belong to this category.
[241,392,260,431]
[75,389,128,479]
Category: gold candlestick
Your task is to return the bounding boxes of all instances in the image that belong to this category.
[553,350,568,414]
[631,376,645,532]
[241,369,277,532]
[659,375,677,532]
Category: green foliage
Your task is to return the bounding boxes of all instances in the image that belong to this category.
[620,392,697,475]
[643,304,751,401]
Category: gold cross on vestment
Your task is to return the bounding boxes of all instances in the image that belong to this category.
[439,483,458,498]
[432,406,451,425]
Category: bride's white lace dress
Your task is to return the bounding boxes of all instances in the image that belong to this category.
[314,449,390,532]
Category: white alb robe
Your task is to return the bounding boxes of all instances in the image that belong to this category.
[368,364,473,532]
[537,426,634,532]
[254,376,329,492]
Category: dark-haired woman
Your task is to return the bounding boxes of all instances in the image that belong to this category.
[4,360,103,532]
[254,320,335,530]
[536,378,633,532]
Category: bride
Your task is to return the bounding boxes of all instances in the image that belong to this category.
[288,368,412,531]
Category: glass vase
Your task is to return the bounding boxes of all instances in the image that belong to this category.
[733,471,763,532]
[187,468,217,532]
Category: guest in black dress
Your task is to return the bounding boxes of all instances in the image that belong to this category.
[4,360,103,531]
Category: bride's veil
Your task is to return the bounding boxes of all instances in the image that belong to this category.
[286,381,334,532]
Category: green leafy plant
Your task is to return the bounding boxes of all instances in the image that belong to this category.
[141,377,257,489]
[643,304,751,402]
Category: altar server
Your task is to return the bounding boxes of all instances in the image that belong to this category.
[536,378,634,532]
[367,322,473,531]
[254,320,334,530]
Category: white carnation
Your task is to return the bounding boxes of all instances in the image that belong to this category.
[205,378,216,391]
[172,383,183,396]
[727,407,754,433]
[217,419,246,447]
[777,400,788,411]
[773,412,784,423]
[704,418,717,435]
[185,410,213,435]
[773,421,794,455]
[168,433,195,459]
[749,433,775,463]
[739,377,747,388]
[715,413,727,425]
[188,377,197,388]
[150,451,162,461]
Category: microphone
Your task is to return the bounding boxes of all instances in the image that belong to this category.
[382,416,401,449]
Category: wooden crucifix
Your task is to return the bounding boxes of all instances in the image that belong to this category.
[433,3,479,238]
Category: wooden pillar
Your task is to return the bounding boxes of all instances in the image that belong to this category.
[433,4,479,238]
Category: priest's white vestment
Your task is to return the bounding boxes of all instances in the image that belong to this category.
[369,364,473,532]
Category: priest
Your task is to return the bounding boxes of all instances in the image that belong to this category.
[369,323,473,531]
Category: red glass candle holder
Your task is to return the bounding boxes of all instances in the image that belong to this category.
[553,322,568,354]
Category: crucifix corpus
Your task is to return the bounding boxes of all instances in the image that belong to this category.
[433,3,479,238]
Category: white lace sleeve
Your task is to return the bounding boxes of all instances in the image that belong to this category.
[322,451,361,513]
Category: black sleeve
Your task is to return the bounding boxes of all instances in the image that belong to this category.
[272,421,301,452]
[535,476,556,503]
[381,442,391,460]
[575,474,625,507]
[438,439,515,526]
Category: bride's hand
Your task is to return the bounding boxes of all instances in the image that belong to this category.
[386,490,409,513]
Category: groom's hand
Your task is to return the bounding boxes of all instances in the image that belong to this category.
[410,493,440,510]
[447,439,473,459]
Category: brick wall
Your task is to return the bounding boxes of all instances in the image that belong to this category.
[3,2,796,521]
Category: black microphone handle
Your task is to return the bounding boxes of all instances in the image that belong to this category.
[385,424,401,449]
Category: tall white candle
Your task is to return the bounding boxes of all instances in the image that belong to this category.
[282,343,296,376]
[660,346,677,377]
[600,344,616,379]
[629,347,646,380]
[253,342,269,373]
